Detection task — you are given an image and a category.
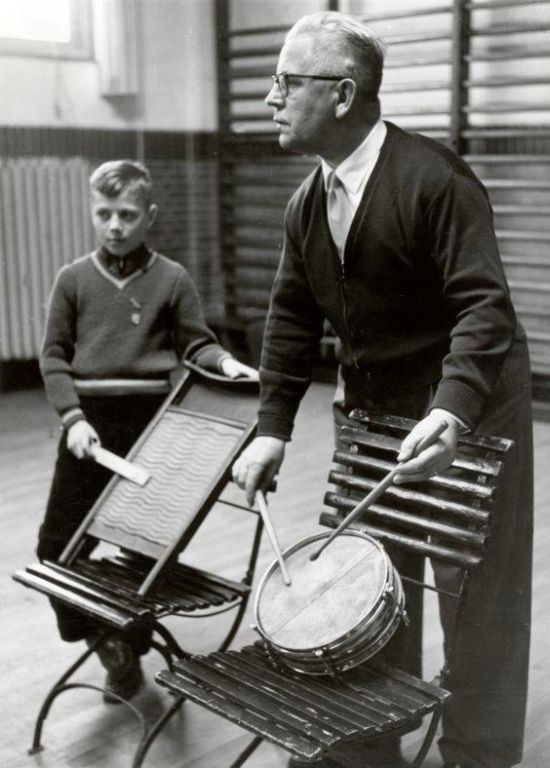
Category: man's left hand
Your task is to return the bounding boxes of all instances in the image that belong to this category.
[220,357,259,381]
[394,410,459,484]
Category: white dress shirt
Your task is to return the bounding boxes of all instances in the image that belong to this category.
[321,118,387,262]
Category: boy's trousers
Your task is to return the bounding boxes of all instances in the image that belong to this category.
[37,394,165,655]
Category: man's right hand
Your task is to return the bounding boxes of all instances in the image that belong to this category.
[67,420,100,459]
[232,436,286,506]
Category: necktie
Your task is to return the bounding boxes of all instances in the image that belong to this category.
[326,172,354,260]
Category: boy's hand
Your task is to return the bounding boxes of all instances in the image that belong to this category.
[232,436,285,506]
[220,357,259,381]
[67,420,100,459]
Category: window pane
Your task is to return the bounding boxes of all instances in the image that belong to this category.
[0,0,71,43]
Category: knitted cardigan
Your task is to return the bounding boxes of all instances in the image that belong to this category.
[258,121,519,440]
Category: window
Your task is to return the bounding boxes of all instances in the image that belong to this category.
[0,0,92,59]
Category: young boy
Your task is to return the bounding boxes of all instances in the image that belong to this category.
[38,160,256,702]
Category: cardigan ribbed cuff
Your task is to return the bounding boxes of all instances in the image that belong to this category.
[430,379,486,430]
[256,412,294,442]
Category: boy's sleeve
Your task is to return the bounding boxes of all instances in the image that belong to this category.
[40,268,84,423]
[171,269,231,372]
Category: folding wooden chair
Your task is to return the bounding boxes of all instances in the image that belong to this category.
[13,361,264,767]
[155,409,512,767]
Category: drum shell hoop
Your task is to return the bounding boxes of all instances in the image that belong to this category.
[254,530,406,675]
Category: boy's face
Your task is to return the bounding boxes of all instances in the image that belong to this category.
[91,187,157,257]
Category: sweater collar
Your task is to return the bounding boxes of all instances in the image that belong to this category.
[320,119,387,195]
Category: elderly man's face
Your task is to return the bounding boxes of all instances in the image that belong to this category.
[265,34,338,157]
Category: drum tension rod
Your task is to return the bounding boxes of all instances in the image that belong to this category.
[314,649,340,680]
[251,624,287,672]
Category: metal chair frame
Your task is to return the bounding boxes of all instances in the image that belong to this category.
[13,362,264,768]
[154,409,512,767]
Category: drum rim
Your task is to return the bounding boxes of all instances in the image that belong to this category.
[266,570,405,676]
[254,529,391,652]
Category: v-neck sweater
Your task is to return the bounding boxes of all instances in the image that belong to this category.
[258,121,519,439]
[41,250,226,415]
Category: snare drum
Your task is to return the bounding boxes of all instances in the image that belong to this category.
[254,530,405,675]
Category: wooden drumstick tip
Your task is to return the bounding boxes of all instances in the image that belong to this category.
[255,490,293,587]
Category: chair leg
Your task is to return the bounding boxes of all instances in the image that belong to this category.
[228,735,263,768]
[411,705,443,768]
[28,636,100,754]
[217,593,251,653]
[29,633,153,756]
[131,694,186,768]
[153,621,189,661]
[218,514,264,653]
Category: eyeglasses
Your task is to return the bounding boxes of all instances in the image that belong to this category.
[271,71,346,98]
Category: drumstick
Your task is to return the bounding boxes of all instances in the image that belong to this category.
[255,490,292,587]
[309,420,449,562]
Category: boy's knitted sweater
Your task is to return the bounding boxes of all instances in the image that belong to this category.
[41,250,228,416]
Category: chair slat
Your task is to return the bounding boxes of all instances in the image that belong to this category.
[345,672,433,714]
[333,452,495,499]
[156,643,447,762]
[168,657,348,748]
[324,492,488,548]
[42,561,154,616]
[156,668,324,761]
[83,559,210,611]
[244,646,403,725]
[26,563,150,617]
[329,469,490,523]
[338,426,503,476]
[319,514,484,569]
[91,557,247,610]
[349,410,513,455]
[366,660,450,703]
[204,654,359,738]
[12,570,136,629]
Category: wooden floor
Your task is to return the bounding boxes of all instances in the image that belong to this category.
[1,383,549,768]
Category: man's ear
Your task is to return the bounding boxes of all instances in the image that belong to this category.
[147,203,159,228]
[334,78,357,119]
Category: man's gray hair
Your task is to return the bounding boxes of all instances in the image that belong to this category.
[287,11,386,99]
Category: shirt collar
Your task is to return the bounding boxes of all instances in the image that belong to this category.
[321,119,387,195]
[99,243,152,278]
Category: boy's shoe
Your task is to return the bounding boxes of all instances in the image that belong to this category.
[93,636,144,704]
[287,757,340,767]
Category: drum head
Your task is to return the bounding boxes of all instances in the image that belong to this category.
[255,531,389,651]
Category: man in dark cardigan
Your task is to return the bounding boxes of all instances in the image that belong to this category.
[232,11,533,768]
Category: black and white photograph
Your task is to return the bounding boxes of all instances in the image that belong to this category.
[1,1,549,766]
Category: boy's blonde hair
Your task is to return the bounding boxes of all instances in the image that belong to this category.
[89,160,153,207]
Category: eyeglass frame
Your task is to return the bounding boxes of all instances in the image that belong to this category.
[271,71,349,97]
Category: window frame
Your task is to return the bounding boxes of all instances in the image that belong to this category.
[0,0,92,60]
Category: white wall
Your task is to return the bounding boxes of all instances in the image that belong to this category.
[0,0,218,131]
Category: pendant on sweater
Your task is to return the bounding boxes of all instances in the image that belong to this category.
[130,297,141,325]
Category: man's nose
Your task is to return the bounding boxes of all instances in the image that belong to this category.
[109,214,122,231]
[265,83,283,108]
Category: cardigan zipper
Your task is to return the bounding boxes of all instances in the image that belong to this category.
[338,258,360,369]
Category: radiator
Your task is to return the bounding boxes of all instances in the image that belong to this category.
[0,157,94,360]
